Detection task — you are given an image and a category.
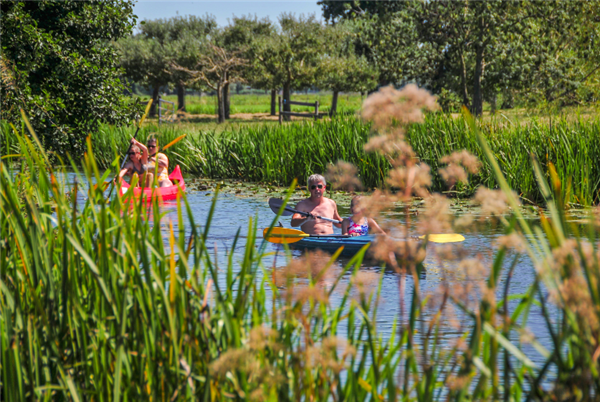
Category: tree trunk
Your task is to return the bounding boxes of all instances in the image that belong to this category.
[224,82,230,119]
[330,90,339,117]
[216,84,225,123]
[283,82,291,121]
[459,52,470,110]
[270,89,277,116]
[471,44,484,117]
[150,85,160,117]
[176,83,186,112]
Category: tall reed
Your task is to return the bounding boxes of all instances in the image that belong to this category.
[2,107,600,400]
[0,118,398,400]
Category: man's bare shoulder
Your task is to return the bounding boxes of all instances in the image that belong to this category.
[295,198,313,211]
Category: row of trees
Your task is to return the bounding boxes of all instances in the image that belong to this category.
[118,1,600,120]
[321,0,600,115]
[116,14,377,122]
[2,1,599,156]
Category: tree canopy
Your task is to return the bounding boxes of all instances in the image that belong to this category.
[1,0,138,156]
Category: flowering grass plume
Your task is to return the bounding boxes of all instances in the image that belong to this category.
[439,150,481,187]
[325,160,363,191]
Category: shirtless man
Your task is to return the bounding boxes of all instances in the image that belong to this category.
[291,174,342,235]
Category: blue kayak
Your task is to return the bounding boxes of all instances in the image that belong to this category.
[291,235,376,257]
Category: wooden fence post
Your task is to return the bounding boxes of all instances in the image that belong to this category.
[278,96,282,125]
[158,95,162,126]
[314,101,319,121]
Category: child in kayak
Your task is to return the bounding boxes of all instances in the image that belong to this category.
[342,196,386,236]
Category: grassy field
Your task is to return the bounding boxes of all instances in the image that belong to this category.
[158,92,365,115]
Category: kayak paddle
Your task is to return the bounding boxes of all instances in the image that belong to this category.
[263,227,465,244]
[263,227,351,244]
[268,198,343,224]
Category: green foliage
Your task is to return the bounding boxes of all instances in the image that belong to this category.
[115,15,217,113]
[322,1,600,115]
[1,121,401,400]
[8,113,595,204]
[4,111,600,400]
[0,0,139,157]
[317,22,378,115]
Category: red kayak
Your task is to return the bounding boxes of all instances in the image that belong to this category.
[119,165,186,202]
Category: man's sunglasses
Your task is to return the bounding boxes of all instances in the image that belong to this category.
[310,184,324,190]
[148,145,156,149]
[128,152,138,156]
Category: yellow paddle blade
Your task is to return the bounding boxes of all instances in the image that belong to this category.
[138,99,153,127]
[162,134,187,151]
[262,227,309,244]
[418,234,465,243]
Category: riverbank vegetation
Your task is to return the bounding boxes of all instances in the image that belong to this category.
[2,90,599,400]
[5,113,597,205]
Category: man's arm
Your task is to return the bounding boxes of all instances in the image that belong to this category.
[290,201,315,227]
[332,201,343,228]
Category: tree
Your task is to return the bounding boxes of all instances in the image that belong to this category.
[319,0,600,114]
[173,43,247,123]
[116,15,216,115]
[115,36,171,117]
[220,16,278,115]
[318,23,377,115]
[516,2,600,105]
[1,0,138,156]
[255,14,327,120]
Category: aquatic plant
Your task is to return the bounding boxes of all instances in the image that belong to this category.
[3,112,600,204]
[2,95,600,400]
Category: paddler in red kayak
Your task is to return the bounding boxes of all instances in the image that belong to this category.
[291,174,342,235]
[147,135,173,187]
[116,138,153,187]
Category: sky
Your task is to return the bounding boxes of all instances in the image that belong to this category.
[132,0,323,27]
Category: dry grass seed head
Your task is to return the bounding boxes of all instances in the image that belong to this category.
[494,232,527,253]
[351,271,381,298]
[248,326,279,351]
[293,285,330,306]
[364,134,402,155]
[361,84,439,130]
[326,160,362,191]
[210,348,253,378]
[307,336,356,374]
[387,164,432,199]
[275,250,333,286]
[474,187,519,217]
[354,189,392,219]
[453,214,475,231]
[417,194,452,235]
[446,375,470,392]
[440,150,481,173]
[439,163,469,187]
[370,237,426,271]
[434,244,469,261]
